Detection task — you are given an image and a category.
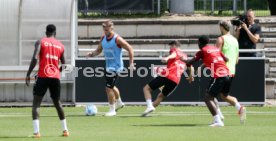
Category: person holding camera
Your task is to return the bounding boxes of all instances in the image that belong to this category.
[235,9,261,57]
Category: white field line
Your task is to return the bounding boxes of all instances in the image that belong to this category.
[1,111,276,117]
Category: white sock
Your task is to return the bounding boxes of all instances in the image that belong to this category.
[33,119,39,134]
[214,115,221,122]
[217,108,224,118]
[116,97,123,104]
[61,119,68,131]
[235,102,242,111]
[109,104,115,112]
[146,99,153,108]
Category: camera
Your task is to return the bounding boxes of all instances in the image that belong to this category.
[231,15,248,26]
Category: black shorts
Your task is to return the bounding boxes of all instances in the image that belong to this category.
[105,71,119,88]
[207,76,233,97]
[33,77,61,99]
[148,76,178,97]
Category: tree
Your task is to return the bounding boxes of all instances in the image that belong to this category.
[268,0,276,15]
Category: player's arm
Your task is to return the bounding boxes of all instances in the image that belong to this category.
[86,43,103,57]
[236,46,239,64]
[241,23,260,44]
[117,36,135,69]
[221,52,229,62]
[185,57,198,66]
[181,51,202,66]
[60,51,65,64]
[59,51,66,72]
[161,52,177,63]
[26,40,41,86]
[186,65,194,84]
[216,37,224,50]
[180,56,197,65]
[236,54,239,64]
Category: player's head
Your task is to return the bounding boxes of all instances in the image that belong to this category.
[102,20,114,36]
[219,20,231,34]
[46,24,56,37]
[168,40,181,49]
[198,35,209,49]
[247,9,255,25]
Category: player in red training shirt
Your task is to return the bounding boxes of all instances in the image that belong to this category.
[185,36,246,127]
[25,24,69,138]
[142,40,194,117]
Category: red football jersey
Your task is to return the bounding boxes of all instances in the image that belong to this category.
[158,48,187,84]
[194,45,230,78]
[37,37,64,79]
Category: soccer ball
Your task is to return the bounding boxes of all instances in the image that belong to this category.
[85,104,97,116]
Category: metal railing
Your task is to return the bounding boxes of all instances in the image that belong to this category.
[78,0,154,15]
[78,48,269,59]
[77,0,270,16]
[194,0,270,16]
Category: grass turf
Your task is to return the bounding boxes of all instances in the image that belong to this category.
[0,106,275,141]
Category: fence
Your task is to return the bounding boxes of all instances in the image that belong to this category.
[78,0,154,15]
[194,0,270,16]
[78,0,270,16]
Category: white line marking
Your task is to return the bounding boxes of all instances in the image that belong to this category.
[1,111,276,117]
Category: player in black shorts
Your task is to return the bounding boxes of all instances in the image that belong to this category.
[185,36,246,127]
[86,20,134,116]
[142,40,194,116]
[25,24,69,137]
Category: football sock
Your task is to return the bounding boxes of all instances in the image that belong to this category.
[61,119,68,131]
[214,115,221,122]
[109,104,115,112]
[146,99,153,108]
[33,119,39,134]
[217,108,223,118]
[116,97,123,104]
[235,102,242,111]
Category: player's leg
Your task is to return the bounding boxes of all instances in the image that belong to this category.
[142,77,166,116]
[205,94,224,127]
[214,98,224,121]
[32,95,43,138]
[153,93,165,107]
[153,78,177,107]
[220,77,246,123]
[113,86,125,112]
[206,78,224,127]
[221,95,246,123]
[104,72,119,116]
[105,87,117,116]
[49,79,69,136]
[142,84,155,116]
[32,78,48,138]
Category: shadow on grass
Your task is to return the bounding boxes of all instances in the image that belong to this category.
[118,115,145,118]
[0,135,60,139]
[133,123,206,127]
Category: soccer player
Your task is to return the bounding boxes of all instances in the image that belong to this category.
[142,40,194,117]
[215,20,246,123]
[86,20,134,116]
[25,24,69,138]
[185,36,245,127]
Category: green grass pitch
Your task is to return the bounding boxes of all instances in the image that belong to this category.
[0,106,275,141]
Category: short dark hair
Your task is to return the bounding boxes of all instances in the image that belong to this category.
[46,24,56,36]
[168,40,181,47]
[198,35,209,48]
